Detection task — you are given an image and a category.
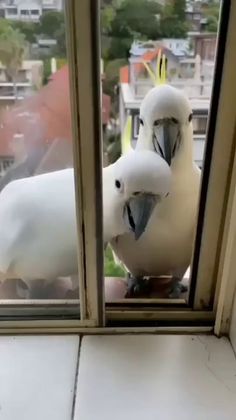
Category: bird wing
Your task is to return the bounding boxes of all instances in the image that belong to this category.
[0,169,78,281]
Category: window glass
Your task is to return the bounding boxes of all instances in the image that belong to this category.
[0,6,81,305]
[100,0,221,303]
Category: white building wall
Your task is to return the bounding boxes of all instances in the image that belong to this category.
[0,0,63,21]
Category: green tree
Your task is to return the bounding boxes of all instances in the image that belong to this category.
[52,21,66,57]
[108,31,134,60]
[0,20,26,100]
[101,4,116,34]
[205,15,218,32]
[107,0,161,59]
[37,11,64,38]
[160,0,188,38]
[42,58,51,85]
[104,246,126,277]
[10,20,37,43]
[36,11,66,57]
[202,3,220,32]
[173,0,186,21]
[103,58,126,98]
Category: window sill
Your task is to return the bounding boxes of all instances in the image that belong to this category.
[0,334,236,419]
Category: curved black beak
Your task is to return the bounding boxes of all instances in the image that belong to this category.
[153,120,179,166]
[123,193,158,240]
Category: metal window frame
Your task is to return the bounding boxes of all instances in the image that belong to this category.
[105,0,235,324]
[191,0,235,310]
[65,0,104,325]
[214,125,236,336]
[0,0,105,330]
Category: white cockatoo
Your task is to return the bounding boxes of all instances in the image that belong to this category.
[0,150,171,297]
[112,85,201,297]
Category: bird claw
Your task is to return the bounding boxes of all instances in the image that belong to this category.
[125,274,151,298]
[16,279,30,299]
[168,279,188,298]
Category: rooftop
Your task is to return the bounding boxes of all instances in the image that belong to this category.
[0,65,111,157]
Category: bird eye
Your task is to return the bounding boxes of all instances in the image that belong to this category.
[139,117,144,126]
[171,117,178,124]
[115,179,121,189]
[154,120,160,126]
[188,113,193,122]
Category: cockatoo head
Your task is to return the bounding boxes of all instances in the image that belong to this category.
[137,84,193,166]
[111,150,171,240]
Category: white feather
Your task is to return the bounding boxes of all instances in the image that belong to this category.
[0,150,171,288]
[112,85,201,279]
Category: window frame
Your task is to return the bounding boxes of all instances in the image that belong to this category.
[105,0,234,323]
[191,0,235,311]
[214,127,236,336]
[0,0,105,330]
[65,0,104,326]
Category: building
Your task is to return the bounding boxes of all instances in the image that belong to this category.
[0,0,63,22]
[130,41,157,57]
[185,1,204,33]
[193,32,217,62]
[0,65,111,182]
[123,48,180,99]
[41,0,62,12]
[119,48,212,169]
[0,60,43,110]
[130,39,190,59]
[157,39,190,58]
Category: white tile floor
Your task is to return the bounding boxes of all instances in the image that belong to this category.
[75,335,236,420]
[0,336,79,420]
[0,334,236,420]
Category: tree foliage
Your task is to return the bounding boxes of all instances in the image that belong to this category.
[37,11,64,38]
[160,0,188,38]
[103,58,127,96]
[102,0,189,60]
[101,4,116,34]
[110,0,161,40]
[104,246,126,277]
[37,11,66,56]
[52,21,66,57]
[0,19,26,82]
[10,20,37,43]
[202,3,220,33]
[3,11,67,58]
[173,0,186,21]
[105,0,161,59]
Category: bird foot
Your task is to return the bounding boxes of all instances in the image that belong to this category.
[125,274,151,298]
[168,278,188,299]
[66,287,79,299]
[16,279,30,299]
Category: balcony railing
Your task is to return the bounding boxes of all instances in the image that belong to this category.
[0,82,32,99]
[132,79,213,99]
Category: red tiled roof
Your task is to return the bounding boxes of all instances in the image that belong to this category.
[0,65,111,157]
[102,94,111,125]
[119,48,162,83]
[120,65,129,84]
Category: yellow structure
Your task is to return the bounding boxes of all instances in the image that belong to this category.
[121,50,167,154]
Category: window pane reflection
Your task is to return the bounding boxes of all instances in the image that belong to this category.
[100,0,221,302]
[0,4,80,304]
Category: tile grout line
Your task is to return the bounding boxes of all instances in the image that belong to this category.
[71,335,83,420]
[228,337,236,361]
